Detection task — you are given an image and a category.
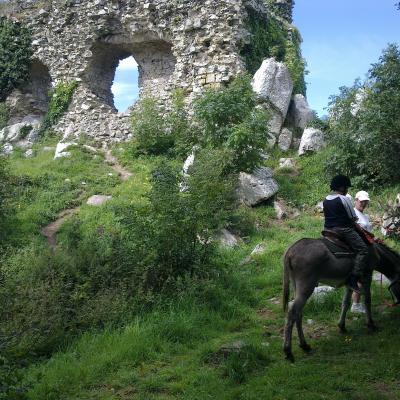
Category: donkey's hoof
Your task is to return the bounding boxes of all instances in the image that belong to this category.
[338,324,347,334]
[284,351,295,363]
[300,343,312,353]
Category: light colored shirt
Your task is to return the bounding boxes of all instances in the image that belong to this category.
[355,208,373,233]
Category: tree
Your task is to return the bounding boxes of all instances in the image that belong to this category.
[0,17,32,101]
[326,44,400,187]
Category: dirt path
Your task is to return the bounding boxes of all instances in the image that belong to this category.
[41,208,80,249]
[104,150,133,181]
[41,149,132,249]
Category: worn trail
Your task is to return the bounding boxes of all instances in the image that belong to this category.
[41,149,132,249]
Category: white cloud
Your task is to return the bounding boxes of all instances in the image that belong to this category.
[111,82,138,97]
[117,57,138,71]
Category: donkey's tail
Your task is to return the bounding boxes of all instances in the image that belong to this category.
[283,249,291,312]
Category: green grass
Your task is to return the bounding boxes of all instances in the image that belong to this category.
[3,141,400,399]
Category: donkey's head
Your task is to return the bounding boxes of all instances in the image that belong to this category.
[375,242,400,304]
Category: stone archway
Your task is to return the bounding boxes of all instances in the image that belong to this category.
[84,34,176,111]
[6,59,52,123]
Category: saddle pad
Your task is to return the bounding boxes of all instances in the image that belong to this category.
[321,238,355,258]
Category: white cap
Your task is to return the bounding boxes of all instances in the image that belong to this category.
[355,190,370,201]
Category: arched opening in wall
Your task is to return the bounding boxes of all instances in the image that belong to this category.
[111,56,139,112]
[8,59,52,122]
[84,37,176,112]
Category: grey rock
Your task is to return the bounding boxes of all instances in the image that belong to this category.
[237,167,279,207]
[278,128,292,151]
[279,158,295,169]
[86,195,112,206]
[286,94,314,130]
[2,143,14,155]
[312,285,335,300]
[218,229,241,248]
[298,128,325,156]
[25,149,34,158]
[54,142,77,159]
[252,58,293,119]
[274,200,287,220]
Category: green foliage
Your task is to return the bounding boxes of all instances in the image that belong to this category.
[40,81,78,135]
[326,44,400,187]
[0,157,12,244]
[240,9,287,75]
[193,75,271,173]
[284,28,307,95]
[166,89,192,158]
[220,343,270,383]
[0,356,27,400]
[0,102,10,129]
[240,10,307,95]
[130,97,174,156]
[0,17,32,101]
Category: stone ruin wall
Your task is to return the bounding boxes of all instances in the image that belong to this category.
[2,0,294,142]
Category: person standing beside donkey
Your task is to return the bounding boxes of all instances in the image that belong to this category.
[351,190,372,313]
[323,175,369,293]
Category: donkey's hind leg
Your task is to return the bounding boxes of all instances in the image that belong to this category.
[284,284,315,361]
[296,311,312,352]
[338,287,352,333]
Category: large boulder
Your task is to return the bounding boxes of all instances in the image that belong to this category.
[252,58,293,119]
[237,167,279,207]
[0,116,41,149]
[54,141,77,159]
[298,128,325,156]
[278,127,293,151]
[286,94,314,130]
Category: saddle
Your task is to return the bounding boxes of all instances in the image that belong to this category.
[321,230,355,258]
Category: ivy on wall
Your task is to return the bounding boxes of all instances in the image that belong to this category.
[240,8,307,95]
[0,16,33,101]
[40,81,78,135]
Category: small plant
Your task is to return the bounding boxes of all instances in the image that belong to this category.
[194,75,271,173]
[40,81,78,135]
[0,102,10,130]
[130,97,174,155]
[0,17,33,101]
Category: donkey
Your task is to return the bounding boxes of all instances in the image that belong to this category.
[282,239,400,362]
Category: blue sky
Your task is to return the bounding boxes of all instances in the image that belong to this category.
[112,1,400,114]
[294,0,400,116]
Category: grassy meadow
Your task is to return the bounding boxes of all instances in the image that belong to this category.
[1,140,400,400]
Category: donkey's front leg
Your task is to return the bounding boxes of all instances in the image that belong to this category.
[363,277,377,330]
[338,287,352,333]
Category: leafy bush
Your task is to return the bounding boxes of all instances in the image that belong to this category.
[130,97,174,155]
[193,75,270,173]
[0,102,9,129]
[40,81,78,134]
[240,8,287,75]
[0,152,237,358]
[326,44,400,187]
[0,158,12,243]
[0,17,32,101]
[284,28,307,95]
[240,9,307,95]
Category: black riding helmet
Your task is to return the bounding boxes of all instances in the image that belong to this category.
[330,175,352,191]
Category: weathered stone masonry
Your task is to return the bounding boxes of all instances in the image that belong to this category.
[3,0,294,142]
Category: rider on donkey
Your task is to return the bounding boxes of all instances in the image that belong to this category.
[323,175,369,293]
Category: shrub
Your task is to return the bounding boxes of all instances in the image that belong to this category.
[240,8,287,75]
[0,17,32,101]
[0,102,9,130]
[0,158,12,244]
[326,44,400,187]
[284,28,307,95]
[40,81,78,135]
[130,97,174,155]
[193,75,270,173]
